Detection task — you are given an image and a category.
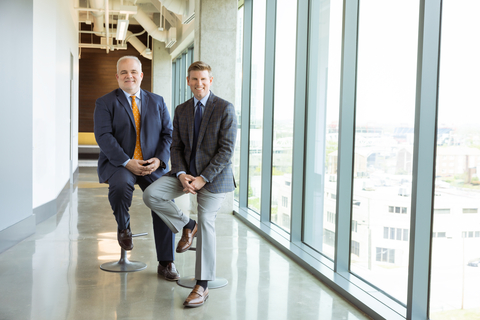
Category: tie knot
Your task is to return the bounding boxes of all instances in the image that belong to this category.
[131,95,136,101]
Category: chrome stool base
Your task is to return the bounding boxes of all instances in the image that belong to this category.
[100,233,148,273]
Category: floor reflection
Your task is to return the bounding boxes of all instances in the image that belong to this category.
[0,167,371,320]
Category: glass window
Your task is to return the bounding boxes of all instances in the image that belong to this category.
[270,0,297,232]
[352,240,360,256]
[349,0,419,304]
[388,249,395,263]
[303,0,343,260]
[247,0,266,213]
[430,1,480,318]
[186,46,194,100]
[171,61,176,113]
[171,47,193,113]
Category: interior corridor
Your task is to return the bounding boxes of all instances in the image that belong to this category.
[0,167,370,320]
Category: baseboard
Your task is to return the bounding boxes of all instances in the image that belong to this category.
[0,167,79,254]
[0,215,36,253]
[34,199,57,225]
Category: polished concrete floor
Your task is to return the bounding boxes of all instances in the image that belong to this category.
[0,167,371,320]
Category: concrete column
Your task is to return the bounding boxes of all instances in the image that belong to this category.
[193,0,238,215]
[152,40,172,110]
[194,0,237,105]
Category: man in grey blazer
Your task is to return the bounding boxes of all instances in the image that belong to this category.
[143,61,237,307]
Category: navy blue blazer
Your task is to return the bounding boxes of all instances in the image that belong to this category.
[94,88,173,183]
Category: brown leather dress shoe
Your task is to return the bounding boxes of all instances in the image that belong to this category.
[176,223,197,253]
[117,228,133,251]
[157,262,180,281]
[183,285,209,307]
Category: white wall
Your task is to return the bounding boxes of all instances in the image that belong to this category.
[0,0,34,231]
[0,0,78,237]
[32,0,79,209]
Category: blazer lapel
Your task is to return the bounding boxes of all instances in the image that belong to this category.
[116,89,135,128]
[187,99,195,150]
[197,92,216,146]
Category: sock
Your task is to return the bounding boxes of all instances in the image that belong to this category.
[159,261,172,267]
[196,280,208,290]
[185,219,196,231]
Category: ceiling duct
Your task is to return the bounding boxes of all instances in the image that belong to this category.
[182,0,195,24]
[89,0,106,34]
[133,8,167,42]
[165,27,177,48]
[133,7,177,47]
[126,31,152,60]
[82,0,178,55]
[161,0,195,24]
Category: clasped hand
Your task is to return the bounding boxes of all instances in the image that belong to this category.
[179,173,206,194]
[125,158,160,176]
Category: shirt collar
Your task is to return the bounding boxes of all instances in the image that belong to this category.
[193,91,210,107]
[121,89,141,101]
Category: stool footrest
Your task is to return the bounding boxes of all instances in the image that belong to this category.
[99,232,148,273]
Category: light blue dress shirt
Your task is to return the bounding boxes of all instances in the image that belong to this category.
[122,89,142,167]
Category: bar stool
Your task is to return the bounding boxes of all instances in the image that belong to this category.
[100,232,148,272]
[176,238,228,289]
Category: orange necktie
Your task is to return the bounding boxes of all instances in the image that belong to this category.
[131,95,143,160]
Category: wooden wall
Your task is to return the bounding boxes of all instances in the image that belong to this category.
[79,25,152,133]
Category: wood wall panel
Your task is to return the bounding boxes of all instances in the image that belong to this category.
[79,28,152,132]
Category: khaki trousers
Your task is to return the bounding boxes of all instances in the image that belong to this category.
[143,176,225,281]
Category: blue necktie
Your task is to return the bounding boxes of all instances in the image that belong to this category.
[189,101,203,176]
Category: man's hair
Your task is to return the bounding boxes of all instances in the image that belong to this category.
[187,61,212,78]
[117,56,142,73]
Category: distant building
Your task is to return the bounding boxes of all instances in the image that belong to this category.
[436,146,480,178]
[396,147,413,175]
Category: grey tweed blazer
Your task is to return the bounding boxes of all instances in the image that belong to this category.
[170,91,237,193]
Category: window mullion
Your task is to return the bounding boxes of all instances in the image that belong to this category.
[407,0,442,319]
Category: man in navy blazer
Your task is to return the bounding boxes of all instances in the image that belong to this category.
[94,56,179,280]
[144,61,237,307]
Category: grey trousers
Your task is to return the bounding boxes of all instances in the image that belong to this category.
[143,176,226,281]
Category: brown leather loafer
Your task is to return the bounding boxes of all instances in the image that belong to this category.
[157,262,180,281]
[176,223,197,253]
[117,228,133,251]
[183,285,209,307]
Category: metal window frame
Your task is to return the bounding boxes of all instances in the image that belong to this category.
[259,0,276,224]
[238,0,252,209]
[179,52,186,104]
[234,0,444,319]
[407,0,442,318]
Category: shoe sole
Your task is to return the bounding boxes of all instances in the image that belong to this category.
[176,247,190,253]
[157,272,180,281]
[183,294,209,308]
[165,276,180,281]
